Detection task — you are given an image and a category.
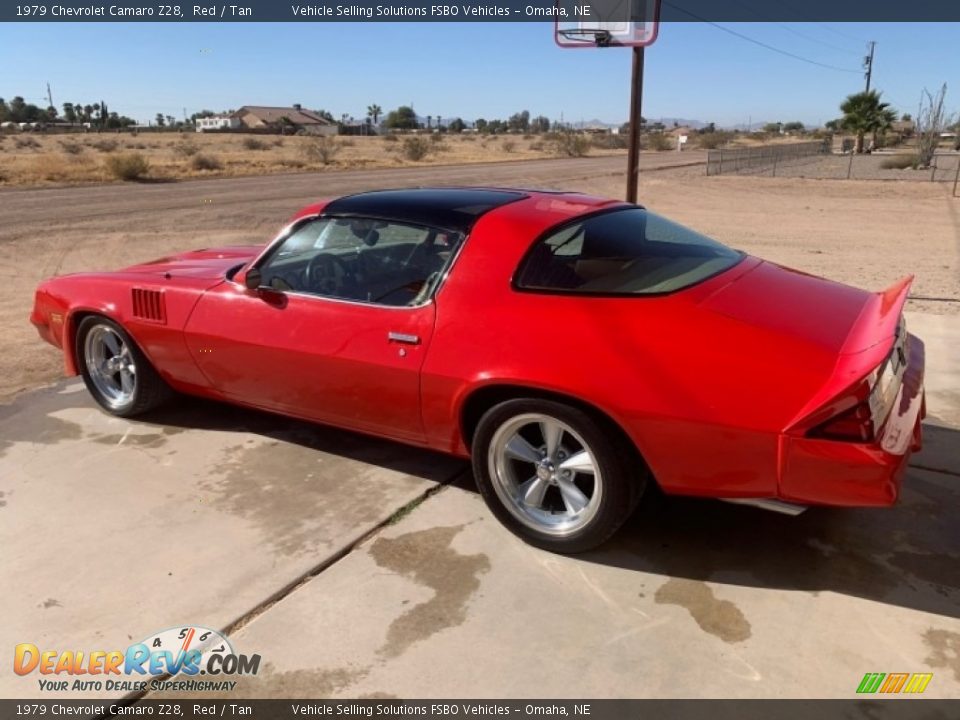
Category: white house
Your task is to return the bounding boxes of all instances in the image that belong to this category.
[195,115,241,132]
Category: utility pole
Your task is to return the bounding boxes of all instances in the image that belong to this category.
[864,41,876,92]
[46,82,54,110]
[625,46,646,204]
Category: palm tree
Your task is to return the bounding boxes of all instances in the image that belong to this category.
[366,104,382,125]
[840,90,894,154]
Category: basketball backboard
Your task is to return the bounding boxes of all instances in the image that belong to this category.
[555,0,660,48]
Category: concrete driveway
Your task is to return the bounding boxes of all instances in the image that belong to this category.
[2,311,958,699]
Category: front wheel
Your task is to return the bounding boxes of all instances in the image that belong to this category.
[76,316,172,417]
[471,399,646,553]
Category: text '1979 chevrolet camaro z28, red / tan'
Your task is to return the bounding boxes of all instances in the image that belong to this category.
[31,187,925,552]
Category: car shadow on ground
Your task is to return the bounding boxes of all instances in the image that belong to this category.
[140,395,469,485]
[143,397,959,622]
[586,425,960,622]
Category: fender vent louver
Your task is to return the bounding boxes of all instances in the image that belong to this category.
[131,288,166,323]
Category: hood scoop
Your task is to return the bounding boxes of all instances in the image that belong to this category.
[132,288,166,323]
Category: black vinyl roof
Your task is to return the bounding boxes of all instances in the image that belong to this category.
[322,188,526,234]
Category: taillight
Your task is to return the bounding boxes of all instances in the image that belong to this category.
[809,400,875,442]
[806,315,907,444]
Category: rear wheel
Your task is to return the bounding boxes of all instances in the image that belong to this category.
[76,316,172,417]
[472,398,646,553]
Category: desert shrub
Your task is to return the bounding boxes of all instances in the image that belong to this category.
[402,136,432,161]
[382,133,398,143]
[551,132,590,158]
[645,133,673,151]
[461,134,476,142]
[696,131,732,150]
[591,134,628,150]
[430,133,443,143]
[191,153,222,171]
[272,137,285,147]
[242,137,268,151]
[278,158,305,169]
[15,136,41,150]
[105,152,150,181]
[339,138,355,147]
[173,141,199,157]
[502,140,516,153]
[89,138,118,152]
[59,140,84,155]
[523,134,533,140]
[303,136,341,165]
[530,141,545,152]
[880,154,919,170]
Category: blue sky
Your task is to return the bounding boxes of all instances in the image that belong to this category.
[0,22,957,126]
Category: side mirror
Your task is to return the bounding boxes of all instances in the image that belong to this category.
[244,267,262,291]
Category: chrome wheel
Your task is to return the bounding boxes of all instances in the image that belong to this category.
[83,323,137,409]
[488,413,602,537]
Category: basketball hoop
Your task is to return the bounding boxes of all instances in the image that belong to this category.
[557,27,613,47]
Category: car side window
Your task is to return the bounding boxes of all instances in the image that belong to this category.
[257,217,463,307]
[515,208,742,295]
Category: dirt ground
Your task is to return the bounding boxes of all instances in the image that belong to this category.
[0,131,633,186]
[2,159,958,402]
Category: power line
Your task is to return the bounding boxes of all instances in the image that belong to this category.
[773,23,863,57]
[663,2,863,74]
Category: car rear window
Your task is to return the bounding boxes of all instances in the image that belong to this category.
[515,208,743,295]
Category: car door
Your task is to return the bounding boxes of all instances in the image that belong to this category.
[184,217,446,445]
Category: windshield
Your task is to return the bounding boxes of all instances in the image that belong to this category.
[257,216,464,307]
[515,208,743,295]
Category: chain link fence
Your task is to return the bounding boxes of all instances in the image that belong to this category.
[706,141,830,177]
[707,140,960,194]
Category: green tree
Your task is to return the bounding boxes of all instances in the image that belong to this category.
[62,102,77,123]
[448,117,466,133]
[530,115,550,133]
[383,106,418,130]
[840,90,894,153]
[367,104,382,124]
[508,110,530,133]
[474,118,488,133]
[0,97,8,122]
[783,121,805,133]
[763,121,782,134]
[155,113,165,127]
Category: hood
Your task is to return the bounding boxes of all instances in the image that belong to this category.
[120,245,262,280]
[699,261,906,355]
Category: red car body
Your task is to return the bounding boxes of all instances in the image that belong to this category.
[31,188,925,509]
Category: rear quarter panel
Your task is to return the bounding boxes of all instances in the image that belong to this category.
[422,202,841,497]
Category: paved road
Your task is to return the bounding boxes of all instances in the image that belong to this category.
[0,153,705,231]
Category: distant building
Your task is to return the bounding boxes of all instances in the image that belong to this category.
[195,115,241,132]
[233,104,337,135]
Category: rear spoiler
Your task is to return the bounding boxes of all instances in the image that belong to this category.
[839,275,913,355]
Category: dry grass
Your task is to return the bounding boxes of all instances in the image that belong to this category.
[0,132,628,187]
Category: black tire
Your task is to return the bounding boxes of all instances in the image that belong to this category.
[76,315,173,417]
[471,398,647,553]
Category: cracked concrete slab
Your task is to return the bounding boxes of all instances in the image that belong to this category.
[0,386,465,699]
[153,467,960,698]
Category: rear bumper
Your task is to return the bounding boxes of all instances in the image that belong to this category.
[778,335,925,507]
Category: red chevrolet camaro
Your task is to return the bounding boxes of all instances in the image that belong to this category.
[31,188,925,552]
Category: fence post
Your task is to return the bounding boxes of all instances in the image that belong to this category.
[953,156,960,197]
[772,152,778,177]
[847,150,854,180]
[718,149,723,176]
[931,156,937,183]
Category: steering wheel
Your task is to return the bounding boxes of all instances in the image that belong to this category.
[305,253,357,297]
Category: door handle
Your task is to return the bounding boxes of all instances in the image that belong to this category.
[387,332,420,345]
